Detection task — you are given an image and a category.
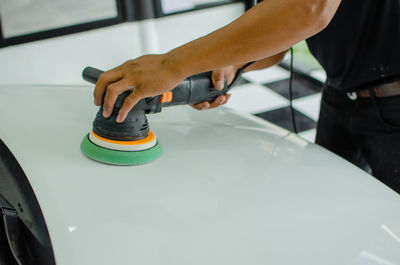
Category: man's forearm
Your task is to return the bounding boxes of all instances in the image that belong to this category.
[167,0,340,78]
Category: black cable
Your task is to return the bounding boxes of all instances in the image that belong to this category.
[289,47,298,133]
[226,61,255,90]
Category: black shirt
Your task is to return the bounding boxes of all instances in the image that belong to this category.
[306,0,400,92]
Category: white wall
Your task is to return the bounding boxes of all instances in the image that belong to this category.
[153,3,244,53]
[0,24,142,85]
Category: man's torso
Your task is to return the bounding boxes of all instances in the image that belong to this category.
[306,0,400,91]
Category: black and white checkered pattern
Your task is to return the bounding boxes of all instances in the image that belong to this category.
[225,66,327,142]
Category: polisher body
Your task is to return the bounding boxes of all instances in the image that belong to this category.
[81,65,248,165]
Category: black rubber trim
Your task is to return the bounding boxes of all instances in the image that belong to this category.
[0,13,4,48]
[0,202,18,265]
[245,0,257,10]
[0,139,55,264]
[125,0,156,21]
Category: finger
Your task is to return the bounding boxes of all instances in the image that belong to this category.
[94,70,123,106]
[221,94,231,105]
[116,92,143,123]
[212,70,225,91]
[208,95,226,109]
[191,102,211,110]
[102,79,131,118]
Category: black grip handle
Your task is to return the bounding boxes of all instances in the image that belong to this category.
[82,66,103,84]
[165,72,226,106]
[166,63,250,106]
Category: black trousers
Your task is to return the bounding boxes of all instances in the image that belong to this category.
[316,86,400,194]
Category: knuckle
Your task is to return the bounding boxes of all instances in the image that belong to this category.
[122,60,136,69]
[93,89,103,99]
[212,71,221,78]
[127,76,136,84]
[103,98,113,107]
[98,72,108,82]
[215,71,224,78]
[103,104,111,112]
[124,95,137,106]
[107,83,118,93]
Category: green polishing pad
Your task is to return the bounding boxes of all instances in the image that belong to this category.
[80,134,162,166]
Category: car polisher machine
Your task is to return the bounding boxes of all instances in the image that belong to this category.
[81,63,252,166]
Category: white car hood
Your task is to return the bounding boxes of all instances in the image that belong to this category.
[0,85,400,265]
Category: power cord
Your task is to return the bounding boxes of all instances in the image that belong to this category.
[289,47,297,133]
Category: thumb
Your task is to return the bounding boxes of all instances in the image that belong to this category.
[212,70,225,91]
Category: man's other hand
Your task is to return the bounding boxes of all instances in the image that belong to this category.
[191,65,239,110]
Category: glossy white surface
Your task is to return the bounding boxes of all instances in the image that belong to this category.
[0,85,400,265]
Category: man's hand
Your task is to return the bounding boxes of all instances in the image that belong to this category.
[191,65,241,110]
[93,54,185,123]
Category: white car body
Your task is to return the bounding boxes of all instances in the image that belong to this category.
[1,2,400,265]
[1,84,400,265]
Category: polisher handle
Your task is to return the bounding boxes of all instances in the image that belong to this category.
[164,63,250,107]
[82,62,253,112]
[82,66,103,84]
